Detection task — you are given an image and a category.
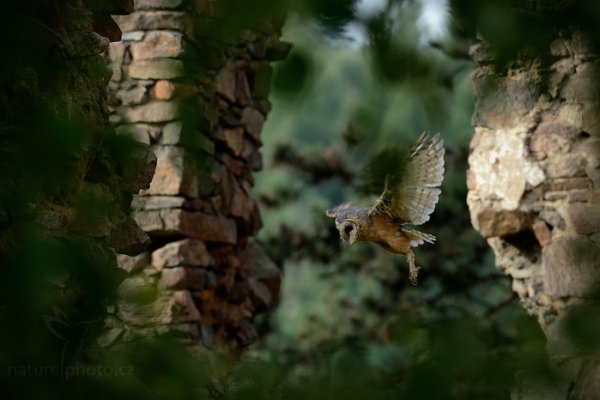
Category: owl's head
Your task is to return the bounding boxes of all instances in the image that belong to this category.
[336,220,359,245]
[326,203,362,245]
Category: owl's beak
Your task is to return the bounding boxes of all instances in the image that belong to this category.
[338,230,350,244]
[338,221,358,245]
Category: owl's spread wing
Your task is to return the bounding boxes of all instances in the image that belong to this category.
[368,133,445,225]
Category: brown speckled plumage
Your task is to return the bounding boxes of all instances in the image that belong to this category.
[326,133,445,285]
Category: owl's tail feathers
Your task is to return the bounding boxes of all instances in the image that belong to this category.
[404,228,436,247]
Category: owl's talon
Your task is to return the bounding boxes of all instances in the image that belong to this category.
[407,250,420,285]
[409,265,421,285]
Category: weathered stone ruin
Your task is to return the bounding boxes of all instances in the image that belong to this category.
[0,1,162,375]
[104,0,287,348]
[467,4,600,397]
[0,1,155,289]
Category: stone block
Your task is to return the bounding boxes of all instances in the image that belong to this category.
[143,145,197,196]
[118,289,201,325]
[131,195,186,210]
[466,169,476,190]
[117,252,150,274]
[153,80,176,100]
[255,98,272,115]
[151,238,214,269]
[35,206,74,231]
[158,267,214,290]
[248,244,280,279]
[539,210,566,229]
[544,177,593,192]
[131,31,184,60]
[196,169,215,197]
[477,209,534,238]
[221,153,247,176]
[557,103,584,128]
[128,59,184,79]
[469,42,494,64]
[115,124,152,145]
[245,244,280,308]
[242,138,262,170]
[581,103,600,135]
[529,119,577,159]
[116,274,154,298]
[133,209,237,244]
[132,209,163,232]
[109,41,126,65]
[120,143,157,193]
[122,31,145,41]
[230,179,252,221]
[113,11,186,32]
[567,203,600,235]
[157,126,210,155]
[559,61,600,103]
[118,85,148,106]
[249,198,263,235]
[532,220,552,247]
[110,65,123,83]
[235,71,252,105]
[160,121,183,144]
[543,236,600,297]
[248,277,272,308]
[134,0,183,9]
[108,216,152,256]
[197,133,215,154]
[215,63,236,102]
[223,127,244,156]
[184,211,237,244]
[241,107,264,142]
[569,190,600,203]
[544,154,586,178]
[472,72,541,129]
[220,113,241,127]
[550,38,569,57]
[68,200,113,238]
[125,101,179,123]
[544,192,568,201]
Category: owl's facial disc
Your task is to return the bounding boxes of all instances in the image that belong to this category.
[338,220,358,245]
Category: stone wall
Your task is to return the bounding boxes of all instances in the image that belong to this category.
[0,0,161,372]
[467,8,600,399]
[105,0,287,348]
[0,0,152,254]
[468,27,600,329]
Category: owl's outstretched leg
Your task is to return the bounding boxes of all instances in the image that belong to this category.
[407,250,420,285]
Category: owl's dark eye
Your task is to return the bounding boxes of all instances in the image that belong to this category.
[344,225,353,233]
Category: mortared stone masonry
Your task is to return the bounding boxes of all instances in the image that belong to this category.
[104,0,289,348]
